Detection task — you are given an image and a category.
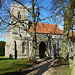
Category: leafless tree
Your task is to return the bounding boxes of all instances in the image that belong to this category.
[0,0,51,59]
[50,0,75,60]
[0,0,41,59]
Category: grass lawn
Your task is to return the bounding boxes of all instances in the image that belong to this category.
[54,59,72,75]
[53,65,71,75]
[0,56,72,75]
[60,65,71,75]
[0,56,29,75]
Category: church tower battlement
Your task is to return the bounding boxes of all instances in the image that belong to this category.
[9,3,28,31]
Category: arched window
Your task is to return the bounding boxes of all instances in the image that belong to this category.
[22,42,25,53]
[18,12,21,19]
[22,42,26,54]
[19,28,20,32]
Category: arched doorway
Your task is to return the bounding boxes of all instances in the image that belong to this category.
[39,42,46,58]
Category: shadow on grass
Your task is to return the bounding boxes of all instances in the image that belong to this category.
[51,57,69,67]
[1,72,20,75]
[1,64,33,75]
[1,58,69,75]
[0,56,15,61]
[0,58,13,60]
[1,58,55,75]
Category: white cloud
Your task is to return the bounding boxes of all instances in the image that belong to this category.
[25,3,37,9]
[25,3,32,8]
[0,33,6,38]
[0,18,1,22]
[59,25,63,30]
[58,21,64,30]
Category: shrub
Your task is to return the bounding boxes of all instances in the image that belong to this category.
[0,41,5,56]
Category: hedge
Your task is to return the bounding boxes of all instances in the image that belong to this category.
[0,41,5,56]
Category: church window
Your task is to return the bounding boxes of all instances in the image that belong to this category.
[22,42,25,53]
[18,12,21,19]
[12,32,18,34]
[20,34,22,37]
[19,28,20,32]
[57,36,58,37]
[22,42,26,54]
[22,24,24,26]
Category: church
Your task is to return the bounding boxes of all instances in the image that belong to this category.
[5,3,75,59]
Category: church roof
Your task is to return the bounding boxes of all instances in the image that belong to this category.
[29,22,75,42]
[29,23,62,35]
[68,31,75,37]
[68,31,75,42]
[61,30,75,42]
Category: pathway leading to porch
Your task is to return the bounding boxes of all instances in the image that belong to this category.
[20,58,59,75]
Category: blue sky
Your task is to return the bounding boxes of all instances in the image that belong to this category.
[0,0,64,41]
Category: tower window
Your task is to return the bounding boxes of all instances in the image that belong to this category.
[18,12,21,19]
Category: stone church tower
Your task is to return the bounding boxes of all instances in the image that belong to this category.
[5,3,32,59]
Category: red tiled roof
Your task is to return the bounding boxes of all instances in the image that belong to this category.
[61,30,75,37]
[62,30,75,42]
[29,22,75,42]
[29,23,62,35]
[68,31,75,42]
[69,31,75,37]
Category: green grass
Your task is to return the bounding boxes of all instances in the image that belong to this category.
[54,58,72,75]
[57,60,71,75]
[0,56,29,74]
[59,65,71,75]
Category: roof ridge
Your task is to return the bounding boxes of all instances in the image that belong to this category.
[37,22,57,26]
[29,22,63,34]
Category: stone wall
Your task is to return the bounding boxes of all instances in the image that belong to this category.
[36,33,63,58]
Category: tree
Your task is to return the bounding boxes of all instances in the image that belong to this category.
[71,43,75,75]
[0,0,46,60]
[51,0,75,60]
[0,41,5,56]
